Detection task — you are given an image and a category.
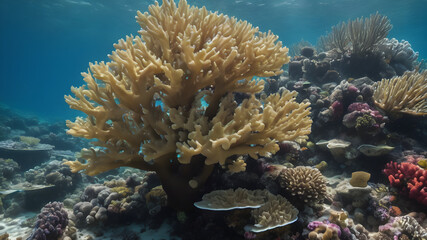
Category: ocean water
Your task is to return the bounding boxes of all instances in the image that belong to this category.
[1,1,427,240]
[0,0,426,121]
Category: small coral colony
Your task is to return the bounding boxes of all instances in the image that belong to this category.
[0,0,426,239]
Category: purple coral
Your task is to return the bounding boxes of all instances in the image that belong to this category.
[27,202,68,240]
[307,221,341,237]
[374,207,390,222]
[342,102,386,134]
[347,102,371,112]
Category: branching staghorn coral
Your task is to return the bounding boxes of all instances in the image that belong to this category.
[373,70,427,116]
[63,0,312,209]
[318,12,392,54]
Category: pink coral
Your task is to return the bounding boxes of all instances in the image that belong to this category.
[347,102,371,112]
[331,101,344,119]
[384,161,427,206]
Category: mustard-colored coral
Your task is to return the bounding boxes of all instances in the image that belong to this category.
[63,0,311,209]
[373,70,427,116]
[110,186,133,197]
[349,171,371,187]
[226,156,247,173]
[20,136,40,146]
[145,185,168,206]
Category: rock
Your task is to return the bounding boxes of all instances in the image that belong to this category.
[317,139,352,161]
[321,70,340,82]
[300,47,315,58]
[289,61,303,80]
[358,144,394,157]
[349,77,374,88]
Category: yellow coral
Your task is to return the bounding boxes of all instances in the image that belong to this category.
[110,186,132,197]
[373,70,427,116]
[63,0,311,209]
[349,171,371,187]
[145,185,167,207]
[20,136,40,146]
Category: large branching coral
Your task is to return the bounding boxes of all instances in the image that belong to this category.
[373,70,427,117]
[64,0,312,209]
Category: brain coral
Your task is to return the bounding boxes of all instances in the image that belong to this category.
[279,166,327,204]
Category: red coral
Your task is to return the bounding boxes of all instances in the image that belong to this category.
[384,161,427,206]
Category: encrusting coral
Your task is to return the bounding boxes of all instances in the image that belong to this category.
[63,0,312,209]
[373,70,427,117]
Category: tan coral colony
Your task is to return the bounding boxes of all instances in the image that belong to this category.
[64,0,312,209]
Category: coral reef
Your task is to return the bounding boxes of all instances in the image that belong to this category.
[71,174,156,226]
[63,0,312,210]
[1,2,426,240]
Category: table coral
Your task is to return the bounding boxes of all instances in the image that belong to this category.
[194,188,298,233]
[63,0,312,209]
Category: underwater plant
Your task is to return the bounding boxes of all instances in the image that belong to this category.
[64,0,312,209]
[318,12,392,54]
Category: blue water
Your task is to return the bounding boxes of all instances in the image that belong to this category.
[1,0,426,121]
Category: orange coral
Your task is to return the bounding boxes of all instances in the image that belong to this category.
[389,206,401,216]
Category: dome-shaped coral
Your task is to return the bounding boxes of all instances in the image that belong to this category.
[279,166,327,204]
